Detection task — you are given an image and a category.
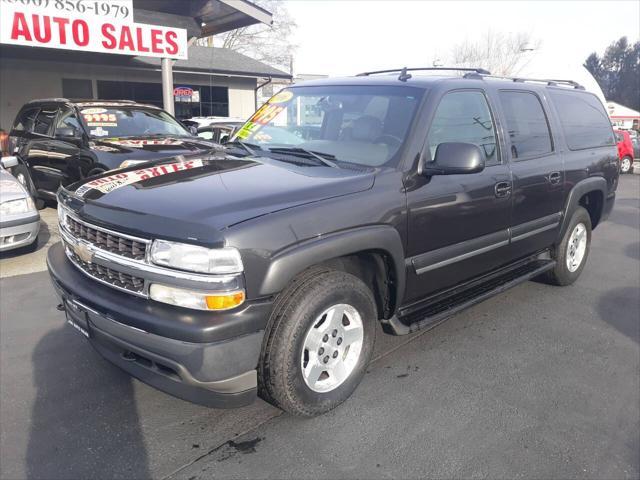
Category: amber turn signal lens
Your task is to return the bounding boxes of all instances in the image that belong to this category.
[205,291,245,311]
[149,284,245,311]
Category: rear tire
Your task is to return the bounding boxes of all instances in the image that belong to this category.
[547,206,592,286]
[259,267,377,417]
[620,156,633,174]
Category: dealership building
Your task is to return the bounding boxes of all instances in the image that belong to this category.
[0,0,291,129]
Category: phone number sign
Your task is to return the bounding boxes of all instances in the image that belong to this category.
[0,0,188,60]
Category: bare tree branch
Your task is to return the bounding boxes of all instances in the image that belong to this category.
[196,0,297,73]
[449,31,540,76]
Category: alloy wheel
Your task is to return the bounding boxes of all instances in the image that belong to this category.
[300,303,364,393]
[566,222,587,272]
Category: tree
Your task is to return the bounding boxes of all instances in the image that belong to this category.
[585,37,640,111]
[197,0,296,73]
[449,31,540,76]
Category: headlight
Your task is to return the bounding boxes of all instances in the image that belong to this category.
[150,240,243,274]
[149,284,245,311]
[0,197,35,216]
[119,160,146,169]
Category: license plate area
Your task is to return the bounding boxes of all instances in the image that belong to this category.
[65,299,90,338]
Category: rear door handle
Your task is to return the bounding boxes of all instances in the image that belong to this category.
[548,171,562,185]
[494,181,512,198]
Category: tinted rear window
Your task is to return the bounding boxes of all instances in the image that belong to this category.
[550,91,614,150]
[499,91,552,159]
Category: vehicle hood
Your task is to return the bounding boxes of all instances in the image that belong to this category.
[89,136,218,165]
[62,152,376,245]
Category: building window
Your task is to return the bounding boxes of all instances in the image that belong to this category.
[96,81,229,119]
[62,79,93,99]
[97,80,163,107]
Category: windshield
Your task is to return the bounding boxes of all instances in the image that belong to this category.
[232,85,424,167]
[79,107,190,138]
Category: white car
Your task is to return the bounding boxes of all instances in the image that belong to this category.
[0,156,40,253]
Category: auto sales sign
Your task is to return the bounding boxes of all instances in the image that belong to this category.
[0,0,188,60]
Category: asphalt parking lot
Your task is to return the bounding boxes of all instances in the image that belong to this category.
[1,175,638,480]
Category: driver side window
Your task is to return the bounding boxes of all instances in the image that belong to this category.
[427,90,499,165]
[55,109,81,135]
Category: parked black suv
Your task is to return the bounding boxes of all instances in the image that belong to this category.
[7,99,216,202]
[47,68,619,416]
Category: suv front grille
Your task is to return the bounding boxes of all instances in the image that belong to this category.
[67,248,145,295]
[66,216,147,260]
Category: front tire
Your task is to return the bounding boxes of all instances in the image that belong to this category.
[259,267,377,416]
[620,156,633,174]
[547,206,592,286]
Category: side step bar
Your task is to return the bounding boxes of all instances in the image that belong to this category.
[384,258,556,335]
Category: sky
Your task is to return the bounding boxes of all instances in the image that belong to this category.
[284,0,640,76]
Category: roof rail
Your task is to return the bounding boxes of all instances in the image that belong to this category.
[26,98,70,104]
[357,67,492,81]
[463,72,585,90]
[72,99,138,104]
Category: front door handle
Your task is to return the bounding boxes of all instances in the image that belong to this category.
[494,181,512,198]
[548,171,562,185]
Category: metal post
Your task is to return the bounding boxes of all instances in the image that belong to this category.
[161,58,174,115]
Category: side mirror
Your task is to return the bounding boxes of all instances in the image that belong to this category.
[56,127,79,138]
[56,127,85,146]
[1,156,18,169]
[422,142,485,175]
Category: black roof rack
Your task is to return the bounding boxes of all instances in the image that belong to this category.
[26,98,70,104]
[71,99,139,104]
[462,72,585,90]
[357,66,491,82]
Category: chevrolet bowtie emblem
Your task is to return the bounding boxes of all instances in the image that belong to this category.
[73,243,94,263]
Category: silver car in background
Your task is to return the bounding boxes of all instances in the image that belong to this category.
[0,156,39,253]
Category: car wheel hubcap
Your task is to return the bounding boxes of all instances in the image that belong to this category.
[566,223,587,273]
[301,303,364,393]
[621,158,631,172]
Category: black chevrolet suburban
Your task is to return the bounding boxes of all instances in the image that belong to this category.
[7,99,215,203]
[47,68,619,416]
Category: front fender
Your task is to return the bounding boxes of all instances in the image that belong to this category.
[258,225,406,312]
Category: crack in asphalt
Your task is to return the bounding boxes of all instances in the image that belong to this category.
[162,412,283,479]
[161,325,438,479]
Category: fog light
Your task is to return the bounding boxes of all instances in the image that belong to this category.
[149,284,245,311]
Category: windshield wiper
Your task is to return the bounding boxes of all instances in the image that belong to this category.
[268,147,340,169]
[225,140,262,157]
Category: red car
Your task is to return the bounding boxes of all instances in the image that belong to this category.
[614,129,634,174]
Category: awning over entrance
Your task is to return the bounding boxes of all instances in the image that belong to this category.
[133,0,273,38]
[131,0,274,114]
